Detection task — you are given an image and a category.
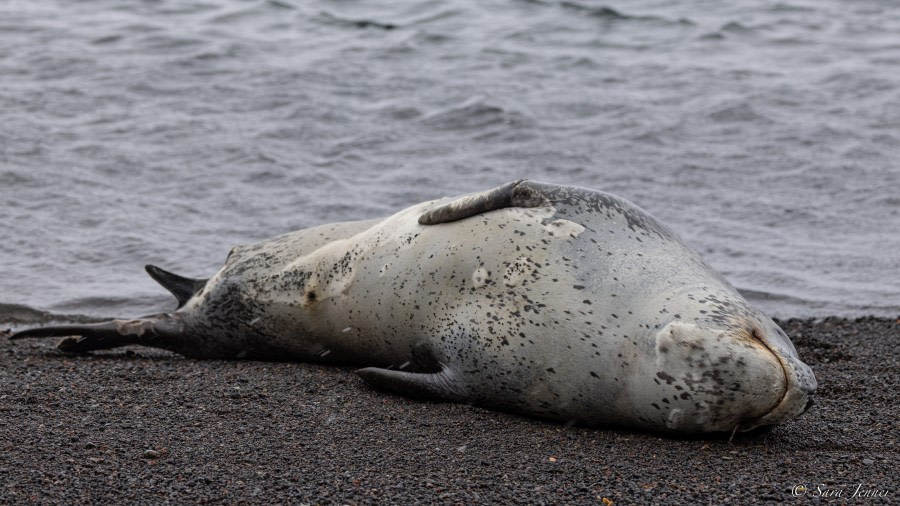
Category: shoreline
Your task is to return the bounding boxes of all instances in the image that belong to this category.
[1,317,896,503]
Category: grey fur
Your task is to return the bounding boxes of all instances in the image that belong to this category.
[11,181,816,433]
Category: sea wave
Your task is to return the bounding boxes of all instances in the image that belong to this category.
[1,0,898,319]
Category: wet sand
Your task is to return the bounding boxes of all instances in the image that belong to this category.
[1,317,896,504]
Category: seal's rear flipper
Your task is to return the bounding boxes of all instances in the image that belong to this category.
[10,315,184,354]
[418,179,549,225]
[145,265,207,309]
[356,365,468,402]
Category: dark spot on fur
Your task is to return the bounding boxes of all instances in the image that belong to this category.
[656,371,677,384]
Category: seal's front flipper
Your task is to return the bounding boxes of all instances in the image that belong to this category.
[356,365,468,402]
[418,179,549,225]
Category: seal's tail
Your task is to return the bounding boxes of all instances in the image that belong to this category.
[145,265,207,309]
[9,263,207,355]
[9,314,185,354]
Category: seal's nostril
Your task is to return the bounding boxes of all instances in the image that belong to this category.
[798,374,817,395]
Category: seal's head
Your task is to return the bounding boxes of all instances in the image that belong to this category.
[726,319,817,432]
[644,318,816,433]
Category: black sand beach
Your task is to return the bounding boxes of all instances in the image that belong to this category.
[1,317,896,504]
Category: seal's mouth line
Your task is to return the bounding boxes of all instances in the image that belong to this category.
[736,327,791,432]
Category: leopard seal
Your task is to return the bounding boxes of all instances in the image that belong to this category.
[11,180,816,434]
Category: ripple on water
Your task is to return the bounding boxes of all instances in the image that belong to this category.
[0,0,898,320]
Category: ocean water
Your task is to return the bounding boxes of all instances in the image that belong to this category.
[1,0,898,323]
